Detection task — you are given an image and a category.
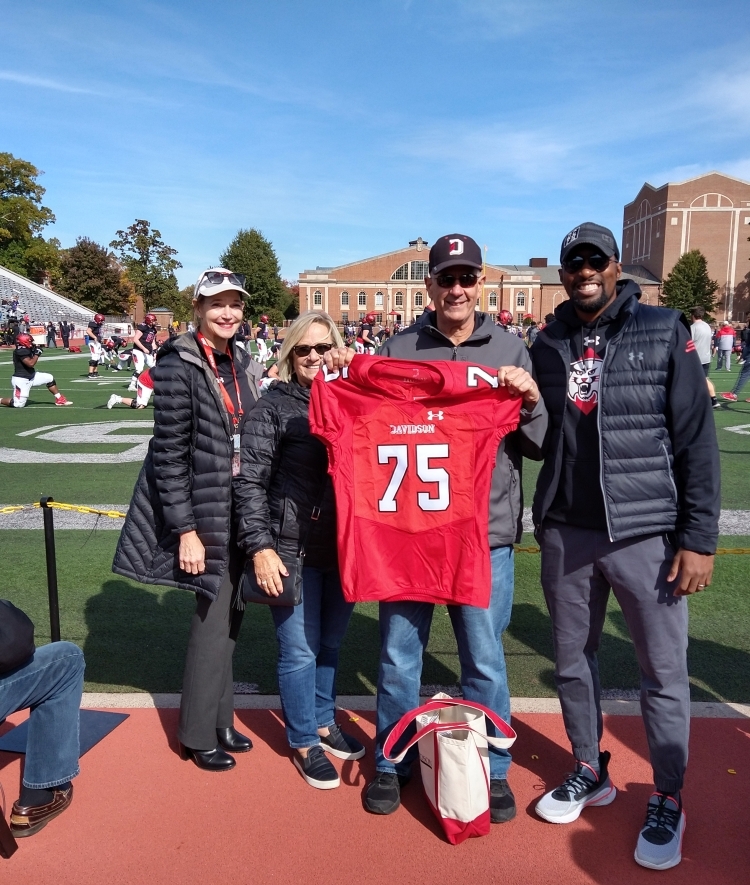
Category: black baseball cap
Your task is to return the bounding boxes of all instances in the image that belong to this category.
[560,222,620,264]
[429,234,483,275]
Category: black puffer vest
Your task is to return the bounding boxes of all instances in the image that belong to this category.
[532,290,683,541]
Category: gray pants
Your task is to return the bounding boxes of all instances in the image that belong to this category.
[178,569,244,750]
[539,522,689,794]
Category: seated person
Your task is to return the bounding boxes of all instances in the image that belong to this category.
[0,601,84,837]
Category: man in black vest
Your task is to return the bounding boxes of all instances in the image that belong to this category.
[530,223,720,871]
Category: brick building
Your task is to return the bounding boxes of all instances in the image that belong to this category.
[622,171,750,321]
[298,238,660,327]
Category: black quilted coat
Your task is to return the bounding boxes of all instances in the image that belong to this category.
[112,333,263,599]
[234,379,337,571]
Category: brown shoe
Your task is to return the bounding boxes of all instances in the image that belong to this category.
[10,785,73,837]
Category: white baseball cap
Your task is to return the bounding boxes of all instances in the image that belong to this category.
[193,267,250,300]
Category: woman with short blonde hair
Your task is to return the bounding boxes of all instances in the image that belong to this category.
[275,311,344,383]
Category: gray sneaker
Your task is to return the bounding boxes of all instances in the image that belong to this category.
[634,792,685,870]
[535,751,616,824]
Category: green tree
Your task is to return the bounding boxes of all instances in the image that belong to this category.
[219,228,286,319]
[109,219,182,312]
[57,237,134,314]
[0,152,60,281]
[280,279,300,320]
[661,249,718,318]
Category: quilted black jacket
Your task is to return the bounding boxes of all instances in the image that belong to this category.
[112,333,263,599]
[234,379,338,571]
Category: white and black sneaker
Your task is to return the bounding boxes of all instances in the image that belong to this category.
[634,792,685,870]
[319,723,365,760]
[535,750,617,824]
[293,746,340,790]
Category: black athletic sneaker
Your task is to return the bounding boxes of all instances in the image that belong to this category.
[489,778,516,823]
[535,750,617,823]
[319,723,365,760]
[364,772,407,815]
[293,746,340,790]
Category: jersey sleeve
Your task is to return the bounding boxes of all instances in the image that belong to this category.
[309,370,345,469]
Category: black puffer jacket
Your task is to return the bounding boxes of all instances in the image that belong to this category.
[112,333,263,599]
[234,379,337,570]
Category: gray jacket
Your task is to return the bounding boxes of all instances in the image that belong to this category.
[380,312,548,546]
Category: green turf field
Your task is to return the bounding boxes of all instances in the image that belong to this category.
[0,350,748,700]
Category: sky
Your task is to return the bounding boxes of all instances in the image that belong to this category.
[2,0,749,287]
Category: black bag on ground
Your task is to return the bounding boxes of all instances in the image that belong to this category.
[0,601,35,674]
[240,552,303,606]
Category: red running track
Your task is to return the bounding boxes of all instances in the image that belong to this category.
[1,708,748,884]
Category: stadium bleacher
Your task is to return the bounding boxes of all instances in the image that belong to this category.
[0,264,96,326]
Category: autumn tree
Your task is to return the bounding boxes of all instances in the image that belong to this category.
[110,219,182,312]
[57,237,134,314]
[661,249,718,318]
[0,152,60,281]
[219,228,286,320]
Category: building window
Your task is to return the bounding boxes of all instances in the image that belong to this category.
[516,292,526,308]
[341,312,348,324]
[375,291,384,307]
[395,292,403,307]
[516,312,524,325]
[414,292,423,307]
[488,292,497,308]
[410,260,429,281]
[488,313,496,322]
[391,263,409,280]
[341,291,349,307]
[313,290,322,306]
[671,217,679,225]
[358,291,367,307]
[359,312,366,321]
[372,313,383,324]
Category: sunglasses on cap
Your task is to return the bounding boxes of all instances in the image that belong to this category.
[435,272,479,288]
[292,343,333,357]
[200,270,247,288]
[562,253,614,273]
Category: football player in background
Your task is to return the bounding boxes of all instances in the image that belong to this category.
[107,368,154,410]
[128,313,158,390]
[1,333,73,407]
[87,313,106,379]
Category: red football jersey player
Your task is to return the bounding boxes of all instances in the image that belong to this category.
[309,356,522,607]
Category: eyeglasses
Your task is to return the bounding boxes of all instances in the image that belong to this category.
[292,343,333,357]
[200,271,246,288]
[435,272,479,288]
[562,254,613,273]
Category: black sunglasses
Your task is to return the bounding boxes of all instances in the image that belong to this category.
[292,343,333,357]
[201,271,247,287]
[562,254,613,273]
[435,272,479,288]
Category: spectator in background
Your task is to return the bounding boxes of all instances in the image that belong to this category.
[715,321,735,370]
[721,325,750,402]
[45,322,57,348]
[60,320,70,349]
[690,308,720,409]
[526,321,539,346]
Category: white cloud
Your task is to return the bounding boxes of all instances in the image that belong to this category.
[0,70,101,95]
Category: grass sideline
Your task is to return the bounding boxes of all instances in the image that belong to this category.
[0,350,749,700]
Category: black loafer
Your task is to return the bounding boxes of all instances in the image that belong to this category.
[179,744,236,771]
[216,727,253,753]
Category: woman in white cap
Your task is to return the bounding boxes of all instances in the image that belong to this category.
[113,268,263,771]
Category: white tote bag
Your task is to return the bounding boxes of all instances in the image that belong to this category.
[383,693,516,845]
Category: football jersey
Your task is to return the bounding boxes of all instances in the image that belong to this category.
[309,356,521,607]
[136,323,157,352]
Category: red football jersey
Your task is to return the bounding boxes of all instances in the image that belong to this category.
[309,356,521,607]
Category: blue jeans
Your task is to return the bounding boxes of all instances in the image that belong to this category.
[375,545,515,780]
[271,567,354,749]
[0,642,84,789]
[731,358,750,396]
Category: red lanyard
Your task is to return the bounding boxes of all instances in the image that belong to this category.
[196,332,243,431]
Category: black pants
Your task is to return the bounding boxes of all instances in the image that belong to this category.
[178,570,244,750]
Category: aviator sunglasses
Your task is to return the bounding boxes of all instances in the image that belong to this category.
[435,272,479,288]
[562,253,613,274]
[200,270,247,288]
[292,342,333,357]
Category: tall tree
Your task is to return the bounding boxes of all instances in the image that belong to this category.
[57,237,135,314]
[0,152,60,281]
[109,219,182,312]
[219,228,286,319]
[661,249,718,318]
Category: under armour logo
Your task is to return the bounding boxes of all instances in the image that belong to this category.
[628,351,644,362]
[583,335,600,346]
[427,410,444,421]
